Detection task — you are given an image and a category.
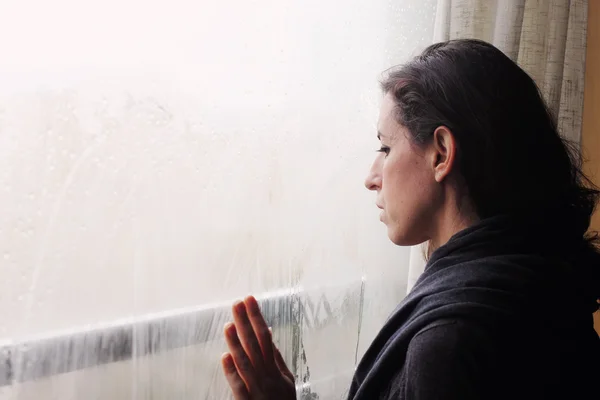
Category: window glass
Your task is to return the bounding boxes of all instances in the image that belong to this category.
[0,0,436,398]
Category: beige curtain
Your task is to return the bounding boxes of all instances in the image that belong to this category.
[407,0,589,292]
[434,0,588,143]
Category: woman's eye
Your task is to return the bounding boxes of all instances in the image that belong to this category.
[377,146,390,155]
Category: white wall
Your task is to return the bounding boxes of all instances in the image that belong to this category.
[0,0,436,398]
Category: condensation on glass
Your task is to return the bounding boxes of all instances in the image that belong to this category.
[0,0,435,398]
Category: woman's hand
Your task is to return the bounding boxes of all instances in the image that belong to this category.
[221,295,297,400]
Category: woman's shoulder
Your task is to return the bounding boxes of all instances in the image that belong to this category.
[409,318,493,357]
[403,316,600,400]
[395,318,498,399]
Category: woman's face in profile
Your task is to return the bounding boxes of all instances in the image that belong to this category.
[365,94,440,246]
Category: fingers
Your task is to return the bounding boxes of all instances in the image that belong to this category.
[224,322,259,392]
[273,343,295,382]
[221,352,250,400]
[232,300,266,373]
[244,296,276,371]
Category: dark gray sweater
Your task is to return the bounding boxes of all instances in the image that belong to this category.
[348,214,600,399]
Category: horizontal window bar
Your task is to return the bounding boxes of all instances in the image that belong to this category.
[0,279,365,386]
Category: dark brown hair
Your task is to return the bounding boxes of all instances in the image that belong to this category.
[382,39,599,308]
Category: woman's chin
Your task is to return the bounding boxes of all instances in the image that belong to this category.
[387,227,427,247]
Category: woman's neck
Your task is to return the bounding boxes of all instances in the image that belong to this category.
[429,203,479,255]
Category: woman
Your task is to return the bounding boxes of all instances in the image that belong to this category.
[219,39,600,399]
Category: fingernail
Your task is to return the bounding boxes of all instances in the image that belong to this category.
[222,353,235,370]
[224,322,235,334]
[245,296,260,314]
[233,300,246,314]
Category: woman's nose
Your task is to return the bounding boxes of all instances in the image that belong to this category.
[364,163,382,191]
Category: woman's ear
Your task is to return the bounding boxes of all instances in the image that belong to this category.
[431,126,456,183]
